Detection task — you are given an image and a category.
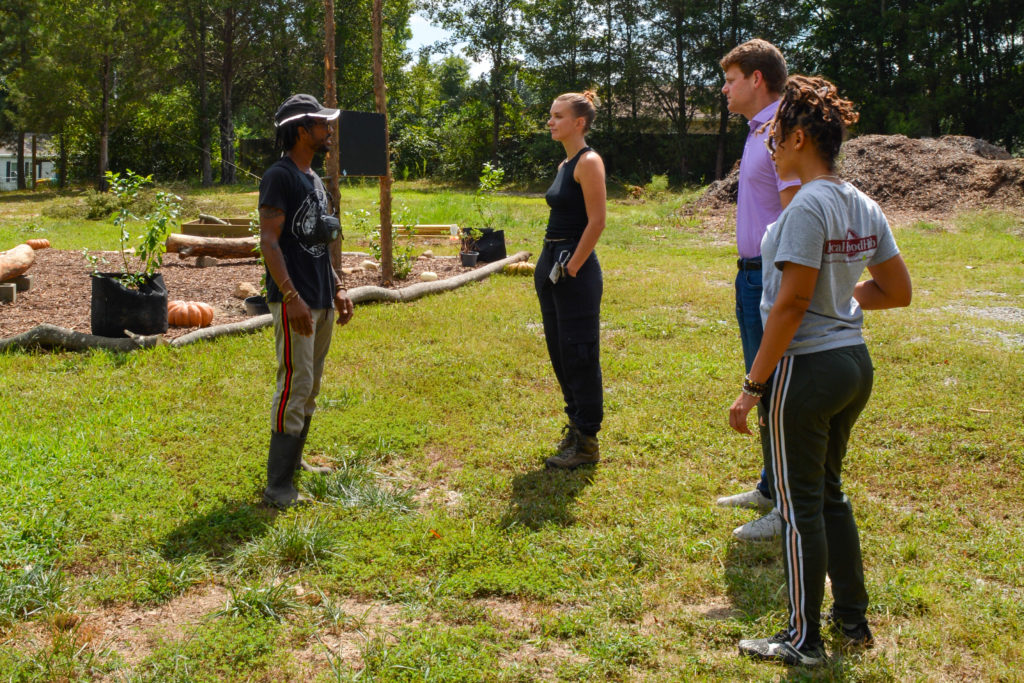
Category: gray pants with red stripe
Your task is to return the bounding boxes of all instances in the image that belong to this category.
[270,302,334,436]
[760,344,873,649]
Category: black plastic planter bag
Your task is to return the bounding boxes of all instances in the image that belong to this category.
[90,272,169,338]
[476,228,507,263]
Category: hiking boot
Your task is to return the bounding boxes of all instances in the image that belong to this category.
[716,488,774,512]
[555,422,578,455]
[732,508,782,541]
[262,430,311,509]
[739,629,827,667]
[297,415,332,475]
[823,610,874,648]
[545,430,599,470]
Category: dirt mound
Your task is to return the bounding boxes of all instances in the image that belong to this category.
[695,134,1024,215]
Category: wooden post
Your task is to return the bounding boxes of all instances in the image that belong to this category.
[323,0,343,278]
[372,0,393,282]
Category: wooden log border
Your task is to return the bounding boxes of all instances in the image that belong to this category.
[0,251,531,353]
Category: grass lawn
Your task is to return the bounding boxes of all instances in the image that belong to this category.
[1,181,1022,681]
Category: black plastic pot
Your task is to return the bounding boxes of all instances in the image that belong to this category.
[244,295,270,316]
[460,250,479,267]
[90,272,168,338]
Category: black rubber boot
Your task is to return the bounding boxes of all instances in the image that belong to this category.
[298,415,332,474]
[262,431,308,509]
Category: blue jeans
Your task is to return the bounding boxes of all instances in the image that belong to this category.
[735,261,771,500]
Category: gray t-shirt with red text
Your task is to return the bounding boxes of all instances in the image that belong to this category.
[760,179,900,355]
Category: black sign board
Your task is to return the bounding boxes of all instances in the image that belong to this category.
[338,111,388,177]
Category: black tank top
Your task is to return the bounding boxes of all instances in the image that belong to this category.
[544,146,591,240]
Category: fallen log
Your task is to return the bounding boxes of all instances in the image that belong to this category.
[1,251,532,352]
[0,244,36,282]
[346,250,531,304]
[166,233,259,259]
[170,251,531,347]
[0,324,165,352]
[198,213,229,225]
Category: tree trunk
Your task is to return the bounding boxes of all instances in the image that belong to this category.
[58,128,68,189]
[199,4,213,187]
[31,134,37,188]
[165,233,258,258]
[99,53,111,191]
[219,9,237,185]
[16,131,26,190]
[324,0,343,277]
[372,0,393,282]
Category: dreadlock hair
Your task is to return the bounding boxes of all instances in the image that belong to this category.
[554,90,599,133]
[275,116,316,153]
[772,75,860,170]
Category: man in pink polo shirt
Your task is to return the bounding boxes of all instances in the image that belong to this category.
[716,39,801,541]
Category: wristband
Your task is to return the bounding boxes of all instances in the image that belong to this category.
[282,289,298,304]
[742,374,768,398]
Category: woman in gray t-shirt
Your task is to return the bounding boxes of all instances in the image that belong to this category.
[728,76,912,667]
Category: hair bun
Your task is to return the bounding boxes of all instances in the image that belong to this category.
[582,90,600,106]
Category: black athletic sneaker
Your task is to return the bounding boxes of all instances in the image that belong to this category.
[823,610,874,648]
[738,630,827,667]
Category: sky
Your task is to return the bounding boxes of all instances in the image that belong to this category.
[406,11,489,79]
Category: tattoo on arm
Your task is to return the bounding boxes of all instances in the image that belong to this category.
[795,294,812,303]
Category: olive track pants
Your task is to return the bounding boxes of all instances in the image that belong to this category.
[270,302,334,436]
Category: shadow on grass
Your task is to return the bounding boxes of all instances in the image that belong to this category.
[499,466,595,530]
[160,501,275,560]
[722,535,784,622]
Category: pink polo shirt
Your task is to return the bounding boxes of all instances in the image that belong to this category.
[736,100,801,259]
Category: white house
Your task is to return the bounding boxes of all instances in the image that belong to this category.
[0,135,56,191]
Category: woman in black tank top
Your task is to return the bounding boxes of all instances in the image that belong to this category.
[535,91,607,470]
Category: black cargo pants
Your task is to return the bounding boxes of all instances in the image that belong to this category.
[534,239,603,436]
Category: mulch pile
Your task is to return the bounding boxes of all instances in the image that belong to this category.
[695,134,1024,216]
[0,247,472,341]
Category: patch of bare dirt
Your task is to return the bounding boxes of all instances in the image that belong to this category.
[694,134,1024,221]
[0,244,478,340]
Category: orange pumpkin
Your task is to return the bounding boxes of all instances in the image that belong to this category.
[26,238,51,250]
[168,300,215,328]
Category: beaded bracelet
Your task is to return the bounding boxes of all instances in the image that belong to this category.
[742,374,768,398]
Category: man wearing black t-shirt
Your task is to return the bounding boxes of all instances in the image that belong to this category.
[258,94,354,509]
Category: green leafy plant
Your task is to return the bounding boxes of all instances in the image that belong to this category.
[248,209,267,297]
[86,170,181,288]
[351,202,419,279]
[461,162,504,252]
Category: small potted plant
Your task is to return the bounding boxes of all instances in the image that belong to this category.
[244,209,270,315]
[458,225,483,266]
[460,162,506,264]
[85,170,181,337]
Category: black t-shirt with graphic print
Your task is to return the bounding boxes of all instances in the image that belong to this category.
[258,156,335,309]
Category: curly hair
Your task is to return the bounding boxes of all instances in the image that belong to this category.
[771,75,860,169]
[555,90,600,133]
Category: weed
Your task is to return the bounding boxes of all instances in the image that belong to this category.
[233,516,344,574]
[218,582,300,621]
[0,564,68,628]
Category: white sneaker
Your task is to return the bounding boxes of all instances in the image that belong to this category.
[733,508,782,541]
[716,488,773,512]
